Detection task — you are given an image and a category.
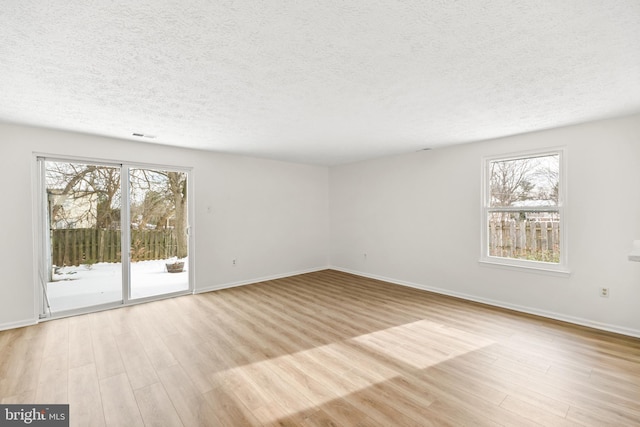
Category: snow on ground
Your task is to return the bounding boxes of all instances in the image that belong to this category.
[47,258,189,312]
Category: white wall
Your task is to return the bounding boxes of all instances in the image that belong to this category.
[3,114,640,336]
[0,122,329,329]
[330,114,640,336]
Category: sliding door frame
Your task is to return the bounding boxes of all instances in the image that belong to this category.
[33,153,195,320]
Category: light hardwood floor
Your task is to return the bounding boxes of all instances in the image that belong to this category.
[1,270,640,426]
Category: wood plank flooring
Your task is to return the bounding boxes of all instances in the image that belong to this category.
[1,269,640,426]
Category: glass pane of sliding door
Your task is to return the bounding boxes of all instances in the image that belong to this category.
[44,160,123,312]
[128,168,189,299]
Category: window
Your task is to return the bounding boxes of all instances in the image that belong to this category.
[481,149,568,273]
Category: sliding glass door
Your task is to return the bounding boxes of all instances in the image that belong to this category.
[38,157,191,316]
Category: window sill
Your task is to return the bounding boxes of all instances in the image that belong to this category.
[479,258,571,277]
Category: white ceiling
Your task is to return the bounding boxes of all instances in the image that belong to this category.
[1,1,639,165]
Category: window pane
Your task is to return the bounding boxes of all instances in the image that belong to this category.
[129,168,189,299]
[45,160,123,312]
[489,154,559,208]
[488,211,560,263]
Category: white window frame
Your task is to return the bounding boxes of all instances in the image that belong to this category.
[480,148,569,275]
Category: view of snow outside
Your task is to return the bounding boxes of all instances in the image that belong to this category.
[47,258,188,312]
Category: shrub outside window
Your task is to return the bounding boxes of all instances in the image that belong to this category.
[481,149,568,273]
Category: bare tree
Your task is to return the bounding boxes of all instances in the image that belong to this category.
[490,158,536,207]
[534,164,559,204]
[490,156,558,206]
[46,162,121,229]
[130,169,188,259]
[168,172,188,259]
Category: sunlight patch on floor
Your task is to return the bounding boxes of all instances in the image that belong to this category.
[214,319,496,422]
[352,319,496,369]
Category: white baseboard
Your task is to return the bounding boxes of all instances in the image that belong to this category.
[330,266,640,339]
[6,267,637,339]
[195,266,329,294]
[0,318,38,332]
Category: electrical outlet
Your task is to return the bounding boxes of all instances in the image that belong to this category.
[600,287,609,298]
[232,259,237,266]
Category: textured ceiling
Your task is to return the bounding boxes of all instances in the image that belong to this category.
[1,1,639,165]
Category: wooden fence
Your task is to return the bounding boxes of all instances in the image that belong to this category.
[51,228,178,266]
[489,220,560,262]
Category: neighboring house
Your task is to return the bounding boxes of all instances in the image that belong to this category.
[47,189,98,229]
[510,199,559,222]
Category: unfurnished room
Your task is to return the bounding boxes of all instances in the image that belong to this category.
[1,1,640,426]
